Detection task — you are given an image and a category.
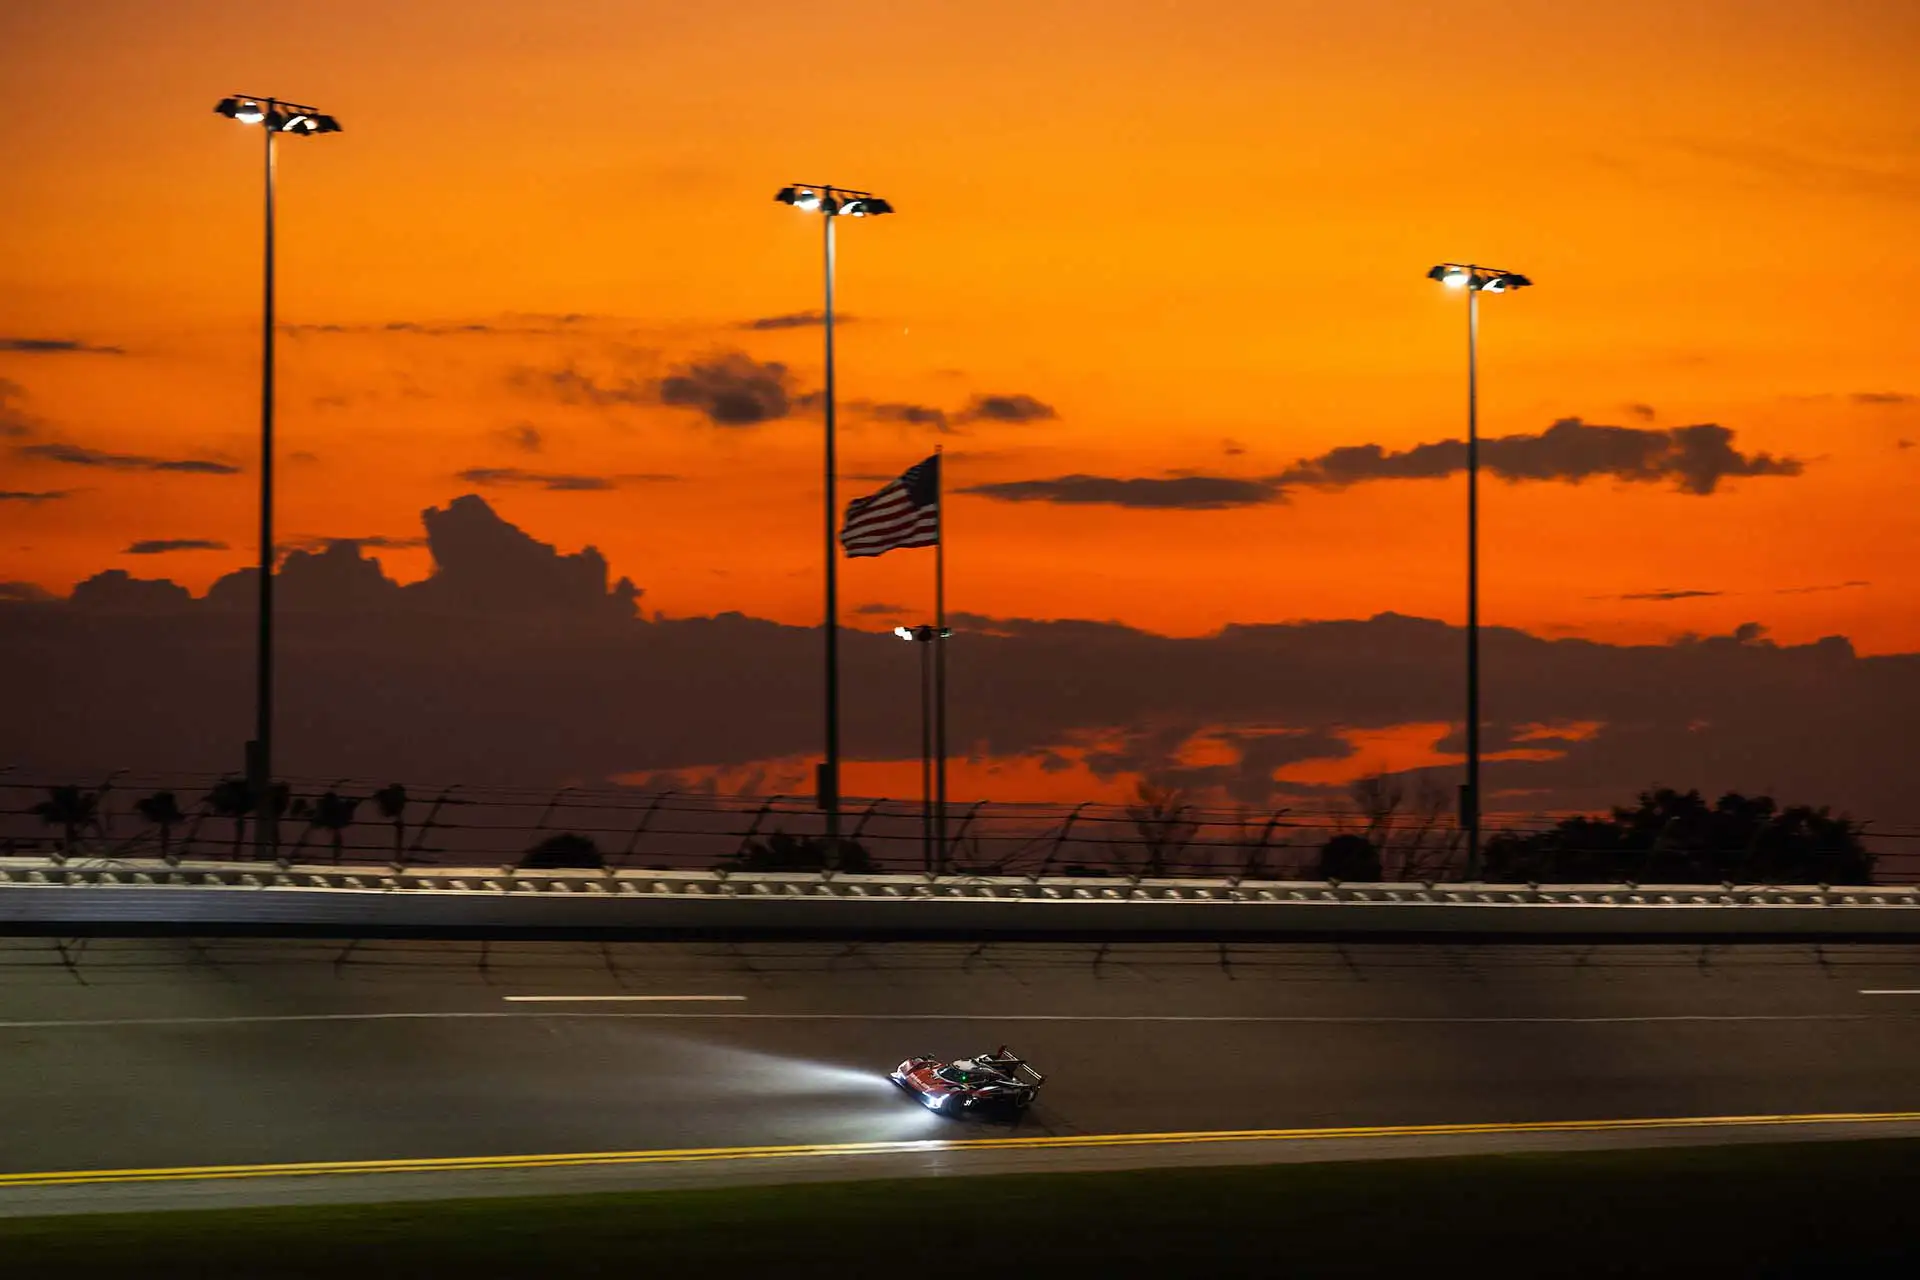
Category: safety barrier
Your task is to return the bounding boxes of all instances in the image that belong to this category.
[4,856,1919,938]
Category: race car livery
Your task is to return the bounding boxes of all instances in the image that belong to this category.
[889,1046,1045,1115]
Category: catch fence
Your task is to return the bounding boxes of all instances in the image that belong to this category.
[2,772,1913,887]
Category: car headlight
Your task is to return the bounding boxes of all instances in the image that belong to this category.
[925,1092,947,1109]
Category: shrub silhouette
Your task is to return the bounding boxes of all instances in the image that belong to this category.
[519,833,606,870]
[1317,833,1383,882]
[730,830,874,874]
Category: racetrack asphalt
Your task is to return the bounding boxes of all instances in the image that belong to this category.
[2,937,1917,1214]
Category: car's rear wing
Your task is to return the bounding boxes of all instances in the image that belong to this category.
[982,1050,1045,1088]
[1009,1061,1046,1088]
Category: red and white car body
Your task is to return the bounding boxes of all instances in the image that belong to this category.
[889,1047,1045,1116]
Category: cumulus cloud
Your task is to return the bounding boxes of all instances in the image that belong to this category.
[0,337,124,355]
[959,393,1058,424]
[964,474,1281,510]
[124,539,229,555]
[18,442,240,475]
[1276,417,1802,496]
[657,352,797,426]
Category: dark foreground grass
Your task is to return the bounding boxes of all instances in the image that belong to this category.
[5,1139,1918,1278]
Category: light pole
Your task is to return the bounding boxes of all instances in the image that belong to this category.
[774,183,894,851]
[1426,263,1531,880]
[216,96,342,859]
[894,624,950,873]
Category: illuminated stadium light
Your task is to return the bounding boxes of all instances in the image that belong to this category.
[769,180,896,855]
[1424,259,1533,880]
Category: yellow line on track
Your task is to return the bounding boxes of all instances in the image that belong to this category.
[4,1111,1919,1190]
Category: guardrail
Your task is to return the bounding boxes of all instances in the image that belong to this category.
[5,857,1919,939]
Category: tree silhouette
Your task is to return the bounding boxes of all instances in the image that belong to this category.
[373,784,408,864]
[133,791,186,864]
[31,785,98,856]
[205,777,254,860]
[1484,788,1872,885]
[1124,781,1199,878]
[309,791,360,865]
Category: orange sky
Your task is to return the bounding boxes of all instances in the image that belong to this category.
[2,0,1916,650]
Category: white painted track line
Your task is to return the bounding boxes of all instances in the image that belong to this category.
[501,995,749,1003]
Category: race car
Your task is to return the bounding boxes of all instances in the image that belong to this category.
[889,1046,1045,1116]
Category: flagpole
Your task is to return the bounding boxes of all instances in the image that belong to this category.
[934,444,947,875]
[919,626,934,874]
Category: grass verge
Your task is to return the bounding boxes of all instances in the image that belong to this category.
[4,1138,1917,1277]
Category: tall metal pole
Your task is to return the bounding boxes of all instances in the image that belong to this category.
[821,212,841,849]
[1464,279,1481,880]
[933,447,948,875]
[252,108,279,861]
[918,629,933,874]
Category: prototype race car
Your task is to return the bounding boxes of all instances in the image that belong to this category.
[890,1046,1045,1116]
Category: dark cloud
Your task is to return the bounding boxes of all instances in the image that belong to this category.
[1222,439,1247,456]
[124,539,229,555]
[0,377,35,438]
[738,310,851,330]
[853,602,908,616]
[1615,589,1724,602]
[657,352,796,426]
[0,490,70,503]
[286,316,598,337]
[1853,392,1913,405]
[279,534,430,554]
[0,582,55,601]
[959,393,1058,424]
[1276,417,1802,496]
[1775,580,1870,596]
[455,467,620,492]
[964,474,1281,510]
[859,401,950,431]
[528,365,653,408]
[18,442,240,475]
[1624,403,1657,421]
[0,337,124,355]
[0,498,1914,829]
[497,424,543,453]
[1900,439,1914,450]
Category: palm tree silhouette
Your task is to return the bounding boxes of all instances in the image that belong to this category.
[310,791,360,864]
[133,791,186,865]
[373,783,408,864]
[205,777,254,860]
[32,785,99,857]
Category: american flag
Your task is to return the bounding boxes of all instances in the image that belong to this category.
[840,454,940,558]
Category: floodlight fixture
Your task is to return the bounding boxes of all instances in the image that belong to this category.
[774,182,894,219]
[1427,263,1530,293]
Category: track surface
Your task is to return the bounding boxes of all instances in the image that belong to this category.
[2,938,1917,1206]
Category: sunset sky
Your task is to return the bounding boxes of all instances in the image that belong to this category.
[2,0,1916,653]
